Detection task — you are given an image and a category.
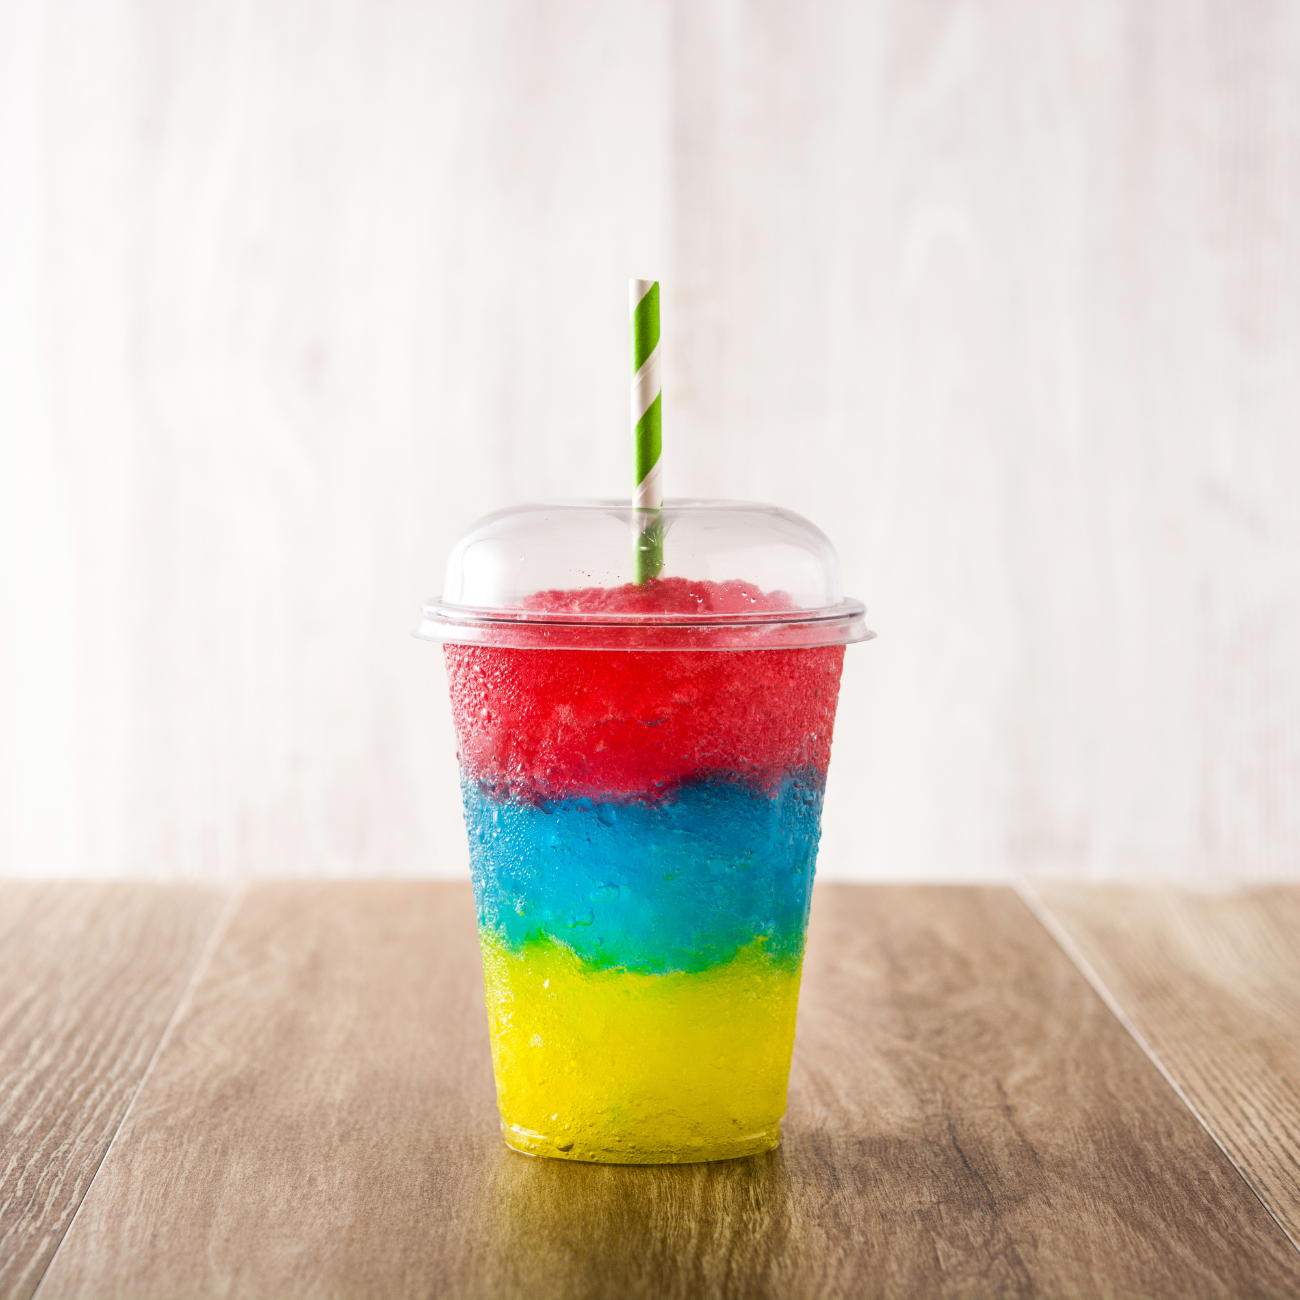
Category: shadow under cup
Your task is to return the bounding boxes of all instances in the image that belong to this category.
[419,500,871,1164]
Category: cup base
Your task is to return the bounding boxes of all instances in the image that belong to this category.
[501,1119,782,1165]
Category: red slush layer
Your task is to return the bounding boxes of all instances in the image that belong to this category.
[520,575,798,617]
[445,579,845,802]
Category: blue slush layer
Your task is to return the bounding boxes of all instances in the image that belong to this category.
[463,775,824,975]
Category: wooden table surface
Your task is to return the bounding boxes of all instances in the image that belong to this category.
[2,882,1298,1300]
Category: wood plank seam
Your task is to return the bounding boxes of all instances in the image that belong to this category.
[1015,879,1300,1260]
[28,882,250,1300]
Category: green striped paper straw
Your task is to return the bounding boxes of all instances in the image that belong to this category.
[630,278,663,582]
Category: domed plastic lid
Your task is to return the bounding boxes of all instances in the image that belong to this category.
[417,499,873,651]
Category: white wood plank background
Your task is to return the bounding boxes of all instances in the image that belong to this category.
[1,0,1297,883]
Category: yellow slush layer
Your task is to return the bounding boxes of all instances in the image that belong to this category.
[479,933,803,1164]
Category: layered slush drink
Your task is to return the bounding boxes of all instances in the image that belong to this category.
[445,577,846,1164]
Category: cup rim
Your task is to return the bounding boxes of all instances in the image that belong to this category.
[414,598,873,650]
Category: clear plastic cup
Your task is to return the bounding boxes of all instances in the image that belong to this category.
[418,500,871,1163]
